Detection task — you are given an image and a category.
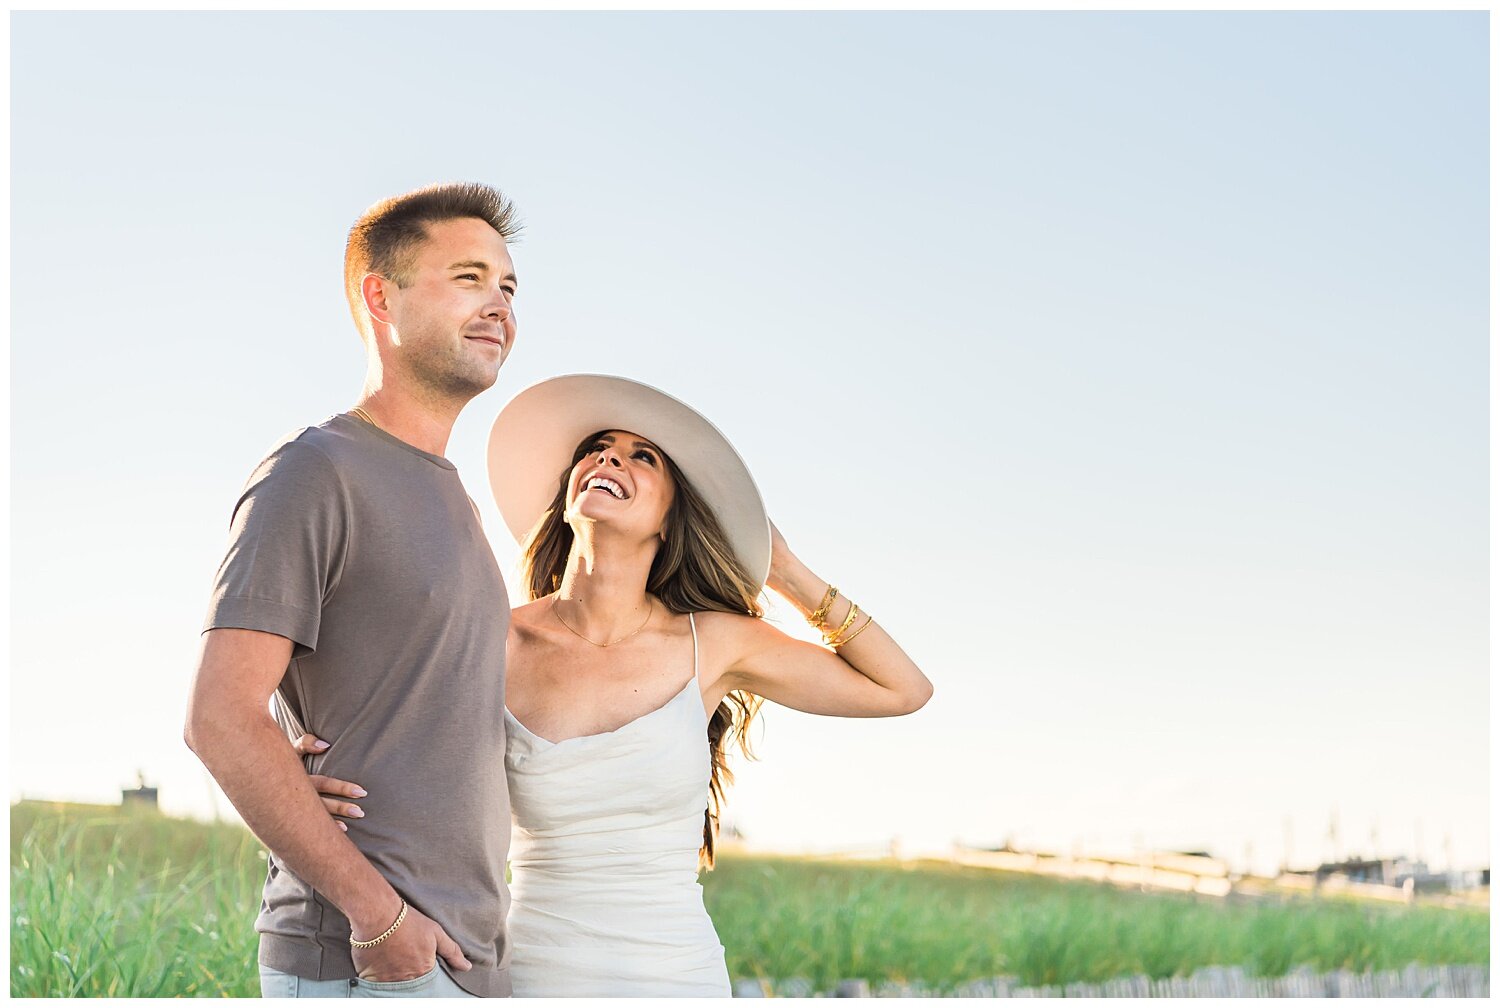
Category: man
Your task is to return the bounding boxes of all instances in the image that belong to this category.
[185,182,520,997]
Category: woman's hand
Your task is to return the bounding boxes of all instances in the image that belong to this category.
[720,519,933,719]
[766,518,805,595]
[290,734,367,832]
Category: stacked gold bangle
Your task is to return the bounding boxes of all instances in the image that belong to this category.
[830,612,874,648]
[806,584,875,649]
[808,584,840,627]
[350,900,408,949]
[827,602,860,643]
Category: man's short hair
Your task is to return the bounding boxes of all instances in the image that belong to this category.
[344,182,522,340]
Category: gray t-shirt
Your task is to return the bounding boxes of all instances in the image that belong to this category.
[203,413,512,997]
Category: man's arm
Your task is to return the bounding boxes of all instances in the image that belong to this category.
[184,627,470,979]
[185,627,398,927]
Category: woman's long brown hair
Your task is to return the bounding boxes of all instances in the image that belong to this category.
[520,431,764,869]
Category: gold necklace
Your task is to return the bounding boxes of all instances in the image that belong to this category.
[552,596,654,648]
[348,405,382,430]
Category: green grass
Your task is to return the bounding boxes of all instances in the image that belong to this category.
[11,802,265,997]
[703,853,1489,992]
[11,802,1490,996]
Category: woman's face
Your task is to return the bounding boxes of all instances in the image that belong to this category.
[563,429,676,542]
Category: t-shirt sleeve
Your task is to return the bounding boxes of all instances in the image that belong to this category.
[201,438,350,657]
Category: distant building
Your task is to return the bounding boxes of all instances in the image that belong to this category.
[1314,856,1397,885]
[121,771,158,810]
[1451,868,1489,890]
[1305,856,1464,894]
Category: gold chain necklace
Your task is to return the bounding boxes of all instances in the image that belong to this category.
[552,596,654,648]
[349,406,381,431]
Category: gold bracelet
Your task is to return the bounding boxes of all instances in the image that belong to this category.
[807,584,839,628]
[350,900,408,949]
[831,613,874,649]
[824,602,859,647]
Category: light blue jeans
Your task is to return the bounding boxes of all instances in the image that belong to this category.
[259,963,477,998]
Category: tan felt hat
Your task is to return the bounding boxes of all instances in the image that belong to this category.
[487,374,771,590]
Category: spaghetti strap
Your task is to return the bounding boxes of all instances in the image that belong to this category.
[689,611,699,681]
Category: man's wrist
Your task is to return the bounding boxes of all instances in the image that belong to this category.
[351,899,408,949]
[347,889,406,942]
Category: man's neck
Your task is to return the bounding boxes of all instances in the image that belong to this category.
[353,387,463,458]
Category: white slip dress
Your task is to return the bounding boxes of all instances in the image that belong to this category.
[503,612,731,997]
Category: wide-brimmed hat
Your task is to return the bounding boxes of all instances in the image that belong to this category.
[487,374,771,589]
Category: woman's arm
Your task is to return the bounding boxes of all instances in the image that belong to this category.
[716,521,932,717]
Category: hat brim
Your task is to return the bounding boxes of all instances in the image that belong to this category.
[487,374,772,591]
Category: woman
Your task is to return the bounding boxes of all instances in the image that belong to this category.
[289,374,931,996]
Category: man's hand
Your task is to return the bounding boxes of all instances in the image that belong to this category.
[351,899,472,981]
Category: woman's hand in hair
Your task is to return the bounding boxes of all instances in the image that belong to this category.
[766,518,805,596]
[718,519,933,718]
[764,518,835,620]
[289,733,367,831]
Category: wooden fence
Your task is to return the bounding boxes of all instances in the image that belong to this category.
[948,847,1234,898]
[945,846,1489,908]
[732,962,1489,998]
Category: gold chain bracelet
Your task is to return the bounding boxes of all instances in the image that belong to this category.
[350,900,408,949]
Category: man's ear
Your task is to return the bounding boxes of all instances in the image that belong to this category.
[361,273,397,327]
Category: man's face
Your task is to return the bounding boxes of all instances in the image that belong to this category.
[383,216,518,401]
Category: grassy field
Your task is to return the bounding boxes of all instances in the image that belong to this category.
[706,852,1488,992]
[11,801,1490,997]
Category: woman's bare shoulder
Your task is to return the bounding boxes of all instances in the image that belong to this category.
[691,607,762,633]
[691,608,784,657]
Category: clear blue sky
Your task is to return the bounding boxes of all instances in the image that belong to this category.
[11,11,1488,875]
